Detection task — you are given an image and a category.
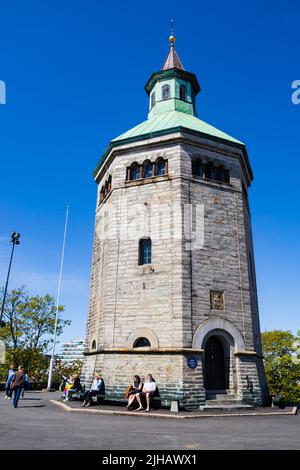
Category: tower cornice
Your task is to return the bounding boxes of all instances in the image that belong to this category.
[93,126,253,186]
[145,68,201,96]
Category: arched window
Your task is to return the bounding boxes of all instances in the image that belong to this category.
[99,186,105,203]
[202,164,229,183]
[143,160,152,178]
[107,175,112,192]
[133,337,151,348]
[224,169,230,184]
[180,84,187,101]
[192,160,203,177]
[130,162,140,180]
[204,165,214,180]
[242,181,248,203]
[162,84,170,100]
[91,340,96,350]
[139,237,152,265]
[151,92,156,108]
[215,167,224,182]
[156,158,166,176]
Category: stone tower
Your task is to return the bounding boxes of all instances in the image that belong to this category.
[82,33,268,409]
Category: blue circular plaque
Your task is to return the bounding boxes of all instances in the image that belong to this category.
[187,358,198,369]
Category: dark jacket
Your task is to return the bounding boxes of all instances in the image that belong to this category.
[99,379,105,395]
[11,371,25,388]
[73,377,81,391]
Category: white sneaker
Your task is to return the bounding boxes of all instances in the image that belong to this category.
[8,397,11,400]
[4,396,8,400]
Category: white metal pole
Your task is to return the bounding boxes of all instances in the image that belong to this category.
[47,206,69,390]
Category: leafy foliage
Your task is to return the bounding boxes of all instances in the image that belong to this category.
[0,287,72,384]
[52,358,83,385]
[0,287,70,351]
[261,330,300,402]
[0,348,50,382]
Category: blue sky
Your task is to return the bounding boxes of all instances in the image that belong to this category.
[0,0,299,349]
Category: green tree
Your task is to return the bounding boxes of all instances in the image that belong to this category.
[52,358,83,388]
[0,287,70,351]
[0,348,50,382]
[0,287,71,384]
[261,330,300,402]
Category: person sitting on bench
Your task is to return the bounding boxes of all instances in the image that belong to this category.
[64,374,81,402]
[126,375,143,409]
[135,374,157,412]
[82,374,104,407]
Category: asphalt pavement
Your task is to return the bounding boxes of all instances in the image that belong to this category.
[0,391,299,450]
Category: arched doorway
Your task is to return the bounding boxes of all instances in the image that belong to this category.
[204,336,226,390]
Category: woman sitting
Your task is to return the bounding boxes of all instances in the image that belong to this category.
[63,374,81,402]
[126,375,143,409]
[82,374,105,407]
[135,374,157,412]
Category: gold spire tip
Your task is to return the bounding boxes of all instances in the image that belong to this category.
[169,19,175,45]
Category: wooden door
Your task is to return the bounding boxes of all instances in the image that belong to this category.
[204,336,225,390]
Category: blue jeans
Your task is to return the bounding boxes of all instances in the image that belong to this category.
[13,386,22,408]
[5,382,12,397]
[66,388,76,400]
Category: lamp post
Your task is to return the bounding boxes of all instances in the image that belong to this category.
[0,231,21,327]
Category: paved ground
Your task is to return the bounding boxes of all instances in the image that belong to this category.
[0,391,299,450]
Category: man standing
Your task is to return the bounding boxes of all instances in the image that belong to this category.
[10,366,25,408]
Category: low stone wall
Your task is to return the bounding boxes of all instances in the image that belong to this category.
[83,351,205,410]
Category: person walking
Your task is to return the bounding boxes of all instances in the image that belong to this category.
[21,371,29,399]
[10,366,25,408]
[4,364,17,400]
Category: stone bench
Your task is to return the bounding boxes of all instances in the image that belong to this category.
[70,388,179,411]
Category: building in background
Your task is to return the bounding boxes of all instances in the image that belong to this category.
[58,339,85,365]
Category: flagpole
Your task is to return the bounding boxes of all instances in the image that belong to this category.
[47,205,69,390]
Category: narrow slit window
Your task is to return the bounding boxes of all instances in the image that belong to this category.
[162,84,170,100]
[139,238,152,265]
[180,84,187,101]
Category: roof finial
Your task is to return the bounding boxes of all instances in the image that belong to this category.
[169,19,175,46]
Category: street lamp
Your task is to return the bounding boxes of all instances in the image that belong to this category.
[0,231,21,327]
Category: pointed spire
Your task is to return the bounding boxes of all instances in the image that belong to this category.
[161,21,184,71]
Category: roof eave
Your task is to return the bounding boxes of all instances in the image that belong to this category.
[93,126,253,183]
[145,68,201,96]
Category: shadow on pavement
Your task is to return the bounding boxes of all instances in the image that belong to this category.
[17,405,46,409]
[21,398,42,401]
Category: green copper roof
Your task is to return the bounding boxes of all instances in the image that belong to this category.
[94,40,246,179]
[112,111,243,145]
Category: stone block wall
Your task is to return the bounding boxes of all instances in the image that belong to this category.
[82,131,268,409]
[83,351,206,410]
[236,355,269,405]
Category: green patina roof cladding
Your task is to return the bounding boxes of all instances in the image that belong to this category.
[93,64,247,179]
[93,110,245,178]
[112,111,243,145]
